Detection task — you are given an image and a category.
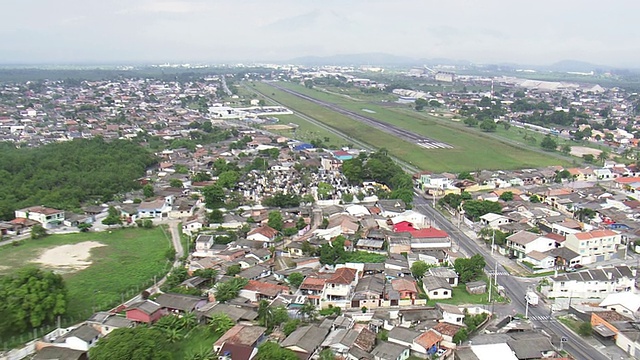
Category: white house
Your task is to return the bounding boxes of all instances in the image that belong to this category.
[14,206,65,229]
[137,197,173,218]
[479,213,511,229]
[437,303,465,326]
[542,266,636,299]
[422,276,452,299]
[505,231,556,259]
[599,292,640,319]
[524,250,555,270]
[52,324,101,351]
[564,229,622,265]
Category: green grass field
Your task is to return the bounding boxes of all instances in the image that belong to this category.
[254,81,569,172]
[0,227,174,320]
[169,326,220,360]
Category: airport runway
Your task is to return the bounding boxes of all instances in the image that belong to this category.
[267,83,453,150]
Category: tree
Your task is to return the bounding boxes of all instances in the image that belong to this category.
[578,322,592,337]
[411,261,429,279]
[0,268,67,335]
[207,209,224,224]
[226,264,242,276]
[457,172,474,181]
[598,150,609,165]
[319,349,336,360]
[561,144,571,155]
[89,327,171,360]
[415,98,428,111]
[582,154,595,163]
[283,319,300,336]
[529,194,541,203]
[77,222,92,232]
[454,254,486,283]
[540,135,558,151]
[209,313,235,335]
[479,119,497,132]
[267,211,284,231]
[192,172,212,182]
[317,182,333,200]
[217,171,239,189]
[143,184,155,198]
[288,272,304,288]
[30,224,48,239]
[464,117,478,127]
[499,191,513,201]
[169,179,183,188]
[102,205,122,227]
[297,302,318,321]
[203,184,225,209]
[215,277,248,302]
[256,341,299,360]
[462,200,502,221]
[193,268,218,286]
[453,327,469,344]
[257,300,273,329]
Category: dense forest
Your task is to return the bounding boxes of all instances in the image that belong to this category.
[0,138,157,220]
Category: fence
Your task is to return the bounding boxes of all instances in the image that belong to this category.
[0,340,36,360]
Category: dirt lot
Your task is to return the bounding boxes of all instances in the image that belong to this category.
[32,241,106,273]
[570,146,602,158]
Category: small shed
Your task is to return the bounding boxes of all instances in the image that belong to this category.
[466,280,487,295]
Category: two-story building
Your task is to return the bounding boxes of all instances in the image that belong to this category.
[542,265,635,299]
[322,267,358,306]
[14,206,65,229]
[505,231,556,259]
[564,229,622,264]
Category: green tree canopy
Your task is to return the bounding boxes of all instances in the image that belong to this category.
[203,184,225,209]
[0,138,156,220]
[0,268,67,336]
[217,171,239,189]
[267,211,284,231]
[454,254,486,283]
[256,341,299,360]
[540,135,558,151]
[411,261,430,279]
[89,327,171,360]
[288,273,304,288]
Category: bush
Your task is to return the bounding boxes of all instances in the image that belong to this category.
[578,322,592,336]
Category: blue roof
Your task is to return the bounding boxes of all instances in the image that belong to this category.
[293,143,314,151]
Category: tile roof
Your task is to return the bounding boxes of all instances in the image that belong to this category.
[327,267,357,285]
[300,277,326,291]
[409,227,449,238]
[573,229,618,240]
[247,225,279,239]
[243,280,288,297]
[414,329,442,349]
[432,322,462,337]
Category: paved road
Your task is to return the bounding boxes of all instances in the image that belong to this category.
[265,82,453,150]
[412,194,609,360]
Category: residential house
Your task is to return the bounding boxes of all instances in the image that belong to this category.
[432,322,463,348]
[239,280,289,302]
[321,328,367,357]
[237,264,271,281]
[542,265,635,299]
[422,276,453,299]
[281,325,329,360]
[387,233,411,255]
[599,292,640,319]
[14,206,65,229]
[591,310,633,342]
[137,197,172,218]
[390,278,418,300]
[198,302,258,323]
[351,274,385,309]
[155,293,207,315]
[479,213,512,229]
[387,327,420,351]
[427,267,459,286]
[413,329,443,357]
[564,229,622,264]
[86,312,135,336]
[524,250,556,270]
[169,198,196,219]
[323,267,358,304]
[213,324,266,357]
[355,238,386,254]
[52,324,101,351]
[377,199,407,217]
[247,225,279,245]
[371,341,410,360]
[505,231,556,259]
[32,347,88,360]
[436,303,466,326]
[409,228,452,253]
[125,300,165,323]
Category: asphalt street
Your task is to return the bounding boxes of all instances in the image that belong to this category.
[412,194,610,360]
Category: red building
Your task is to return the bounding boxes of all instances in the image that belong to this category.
[125,300,165,324]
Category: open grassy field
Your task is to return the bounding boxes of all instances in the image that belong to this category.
[256,81,569,172]
[0,227,173,320]
[265,114,347,148]
[169,326,220,360]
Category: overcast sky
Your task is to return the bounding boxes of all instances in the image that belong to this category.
[1,0,638,67]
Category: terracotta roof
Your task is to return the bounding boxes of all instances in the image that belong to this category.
[544,232,566,243]
[243,280,288,297]
[595,310,633,323]
[573,229,618,240]
[20,206,63,215]
[410,227,448,239]
[247,225,279,239]
[432,322,462,337]
[300,277,326,291]
[391,278,418,293]
[327,268,357,285]
[615,177,640,184]
[414,329,442,349]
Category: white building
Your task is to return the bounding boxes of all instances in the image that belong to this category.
[542,266,635,299]
[505,231,556,259]
[564,229,622,264]
[14,206,65,229]
[479,213,511,229]
[599,292,640,319]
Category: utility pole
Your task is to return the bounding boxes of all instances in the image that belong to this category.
[525,296,530,319]
[491,229,495,256]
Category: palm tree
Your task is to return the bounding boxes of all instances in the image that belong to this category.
[165,328,184,343]
[155,314,181,331]
[185,347,214,360]
[297,302,317,322]
[598,150,608,165]
[209,313,235,335]
[257,300,272,329]
[180,311,198,331]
